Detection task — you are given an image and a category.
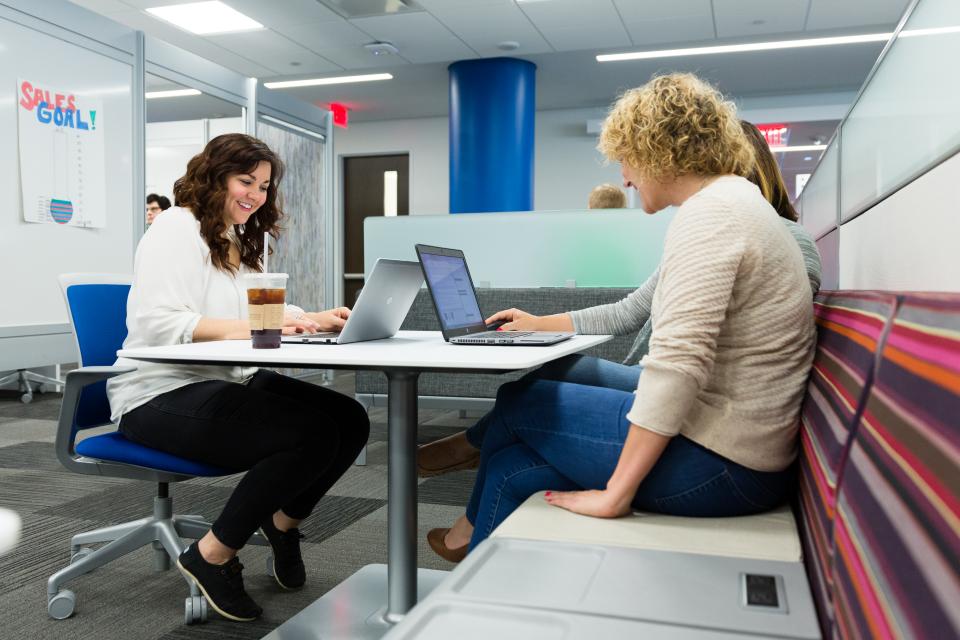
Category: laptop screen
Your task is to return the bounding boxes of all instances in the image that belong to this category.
[418,252,484,331]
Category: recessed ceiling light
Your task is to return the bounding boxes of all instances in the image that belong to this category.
[145,88,202,99]
[597,32,891,62]
[146,2,264,35]
[264,73,393,89]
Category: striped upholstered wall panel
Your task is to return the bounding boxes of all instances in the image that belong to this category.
[797,291,898,631]
[832,294,960,639]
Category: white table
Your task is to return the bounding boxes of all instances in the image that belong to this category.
[119,330,611,638]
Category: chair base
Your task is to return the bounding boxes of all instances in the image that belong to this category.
[47,491,268,623]
[0,369,63,404]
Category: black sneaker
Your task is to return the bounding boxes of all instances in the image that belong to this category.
[259,518,306,589]
[176,542,262,622]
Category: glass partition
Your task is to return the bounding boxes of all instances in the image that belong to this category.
[839,0,960,219]
[144,73,243,227]
[797,143,838,238]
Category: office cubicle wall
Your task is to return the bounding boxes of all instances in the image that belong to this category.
[798,0,960,291]
[364,209,673,289]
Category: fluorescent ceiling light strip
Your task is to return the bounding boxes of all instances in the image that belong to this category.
[898,25,960,38]
[264,73,393,89]
[597,32,891,62]
[146,1,263,35]
[145,89,202,99]
[769,144,827,153]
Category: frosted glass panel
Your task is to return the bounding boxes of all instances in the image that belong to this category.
[840,0,960,219]
[799,143,838,238]
[365,209,673,288]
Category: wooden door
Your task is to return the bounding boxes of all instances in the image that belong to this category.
[342,154,409,305]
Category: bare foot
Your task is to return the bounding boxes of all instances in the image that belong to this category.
[444,514,474,549]
[197,530,237,565]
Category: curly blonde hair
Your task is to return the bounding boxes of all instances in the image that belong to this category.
[598,73,754,180]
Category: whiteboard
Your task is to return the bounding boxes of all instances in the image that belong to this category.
[0,15,134,329]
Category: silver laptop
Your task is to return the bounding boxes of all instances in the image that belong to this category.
[415,244,573,346]
[281,259,423,345]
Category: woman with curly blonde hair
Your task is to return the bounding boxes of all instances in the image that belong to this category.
[427,73,816,561]
[109,134,370,621]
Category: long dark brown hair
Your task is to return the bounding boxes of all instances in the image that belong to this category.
[173,133,285,273]
[740,121,799,222]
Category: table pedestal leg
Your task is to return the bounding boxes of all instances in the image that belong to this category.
[385,370,419,623]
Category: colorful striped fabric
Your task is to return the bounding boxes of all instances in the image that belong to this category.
[797,292,899,631]
[833,293,960,639]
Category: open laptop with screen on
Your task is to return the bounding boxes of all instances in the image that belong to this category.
[415,244,573,346]
[280,258,423,345]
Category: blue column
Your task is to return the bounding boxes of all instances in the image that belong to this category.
[449,58,536,213]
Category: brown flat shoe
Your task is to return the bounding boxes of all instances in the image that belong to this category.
[417,431,481,478]
[427,528,469,563]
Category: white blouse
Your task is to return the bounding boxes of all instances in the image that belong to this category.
[107,207,301,422]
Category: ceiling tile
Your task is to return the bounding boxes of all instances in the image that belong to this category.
[518,0,630,52]
[206,30,342,75]
[713,0,809,39]
[350,12,478,63]
[805,0,909,31]
[309,45,411,70]
[68,0,136,13]
[277,20,373,50]
[614,0,715,46]
[422,3,552,57]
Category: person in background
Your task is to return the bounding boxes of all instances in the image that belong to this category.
[588,183,627,209]
[425,73,817,562]
[110,134,369,622]
[146,193,171,225]
[415,119,822,484]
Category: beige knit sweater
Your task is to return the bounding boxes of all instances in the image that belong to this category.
[626,176,816,472]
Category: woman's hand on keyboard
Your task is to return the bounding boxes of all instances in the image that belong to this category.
[485,308,540,331]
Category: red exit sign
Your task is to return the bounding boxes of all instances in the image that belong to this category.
[757,123,788,147]
[329,102,349,128]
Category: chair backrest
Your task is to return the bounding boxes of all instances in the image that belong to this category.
[58,274,131,430]
[797,291,899,630]
[831,293,960,639]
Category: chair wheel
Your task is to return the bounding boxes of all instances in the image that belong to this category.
[20,392,32,404]
[71,547,95,565]
[184,595,208,625]
[48,589,77,620]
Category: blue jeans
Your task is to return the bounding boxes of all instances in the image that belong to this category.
[464,369,795,550]
[464,354,643,448]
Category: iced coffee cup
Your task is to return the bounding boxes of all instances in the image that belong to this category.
[244,273,288,349]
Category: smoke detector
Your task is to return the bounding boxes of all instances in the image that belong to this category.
[364,41,400,56]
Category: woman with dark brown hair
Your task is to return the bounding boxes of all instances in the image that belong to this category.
[108,133,369,622]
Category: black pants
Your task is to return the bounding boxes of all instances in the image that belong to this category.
[120,369,370,550]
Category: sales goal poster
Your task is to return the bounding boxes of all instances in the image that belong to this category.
[16,79,106,228]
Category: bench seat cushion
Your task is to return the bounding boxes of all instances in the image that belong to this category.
[492,491,802,562]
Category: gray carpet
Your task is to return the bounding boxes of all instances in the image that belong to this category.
[0,372,478,639]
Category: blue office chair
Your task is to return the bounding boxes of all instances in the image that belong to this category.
[48,274,267,624]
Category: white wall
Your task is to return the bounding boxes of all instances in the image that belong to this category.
[333,92,856,216]
[837,150,960,290]
[333,115,449,215]
[331,106,649,215]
